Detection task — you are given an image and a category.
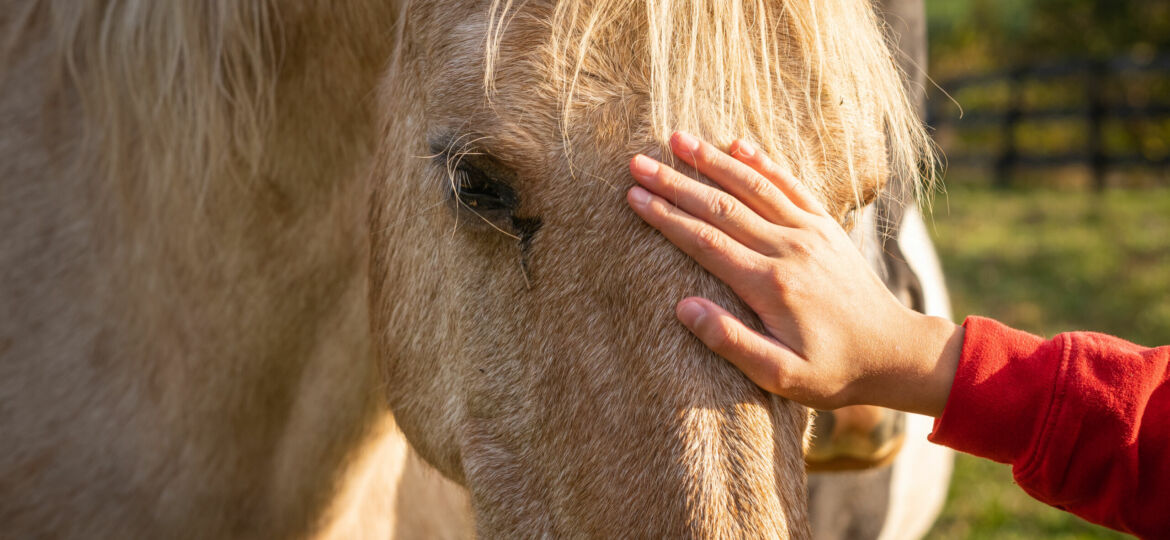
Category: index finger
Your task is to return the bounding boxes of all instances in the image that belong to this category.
[729,139,829,218]
[627,186,765,290]
[669,131,809,227]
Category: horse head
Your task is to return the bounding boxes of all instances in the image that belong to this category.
[369,1,931,536]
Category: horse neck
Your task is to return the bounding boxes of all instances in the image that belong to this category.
[1,3,407,537]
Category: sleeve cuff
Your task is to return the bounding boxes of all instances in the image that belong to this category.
[928,316,1066,465]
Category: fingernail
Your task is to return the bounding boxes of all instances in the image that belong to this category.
[631,154,659,178]
[678,301,706,327]
[735,140,755,158]
[628,186,651,207]
[673,131,700,153]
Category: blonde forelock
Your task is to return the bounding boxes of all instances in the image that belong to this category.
[486,0,936,215]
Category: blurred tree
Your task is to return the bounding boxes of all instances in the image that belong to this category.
[927,0,1170,77]
[1022,0,1170,57]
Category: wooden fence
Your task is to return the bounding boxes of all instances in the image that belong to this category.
[927,54,1170,189]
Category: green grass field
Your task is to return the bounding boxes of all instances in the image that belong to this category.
[921,184,1170,539]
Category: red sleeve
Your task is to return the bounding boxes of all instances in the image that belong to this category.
[929,316,1170,538]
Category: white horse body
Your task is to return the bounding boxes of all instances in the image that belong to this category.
[878,206,955,540]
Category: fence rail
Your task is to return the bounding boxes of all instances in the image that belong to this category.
[927,54,1170,189]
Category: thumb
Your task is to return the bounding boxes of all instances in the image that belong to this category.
[676,297,806,397]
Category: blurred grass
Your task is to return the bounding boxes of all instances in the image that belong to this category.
[922,184,1170,539]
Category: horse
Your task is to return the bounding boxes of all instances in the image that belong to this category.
[0,0,937,537]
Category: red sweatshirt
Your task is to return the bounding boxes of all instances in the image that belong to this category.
[929,316,1170,538]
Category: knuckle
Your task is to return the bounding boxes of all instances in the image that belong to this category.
[708,321,739,352]
[701,150,734,174]
[682,141,708,165]
[709,195,738,221]
[812,222,835,242]
[695,142,717,164]
[762,161,789,181]
[760,155,780,173]
[761,266,791,291]
[706,150,729,168]
[787,176,808,194]
[656,169,681,191]
[785,234,814,256]
[692,140,720,163]
[820,216,842,234]
[769,369,793,396]
[766,265,804,297]
[744,176,770,197]
[694,226,724,253]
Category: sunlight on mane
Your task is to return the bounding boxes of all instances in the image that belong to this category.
[485,0,937,214]
[12,0,939,218]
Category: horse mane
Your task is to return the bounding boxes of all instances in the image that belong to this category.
[4,1,278,203]
[9,0,933,214]
[485,0,936,211]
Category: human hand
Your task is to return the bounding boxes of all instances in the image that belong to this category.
[626,132,962,417]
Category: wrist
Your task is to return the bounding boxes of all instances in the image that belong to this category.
[914,314,963,417]
[863,311,962,417]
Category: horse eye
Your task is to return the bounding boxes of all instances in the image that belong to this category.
[452,162,516,212]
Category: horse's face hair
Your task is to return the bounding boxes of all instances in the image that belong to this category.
[369,0,929,537]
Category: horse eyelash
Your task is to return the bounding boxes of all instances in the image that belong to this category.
[443,160,521,241]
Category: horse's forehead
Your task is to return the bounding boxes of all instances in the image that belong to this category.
[418,11,584,159]
[425,16,488,74]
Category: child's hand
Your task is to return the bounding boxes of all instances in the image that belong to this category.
[626,132,962,417]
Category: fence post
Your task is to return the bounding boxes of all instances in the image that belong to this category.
[1087,59,1108,190]
[995,68,1024,189]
